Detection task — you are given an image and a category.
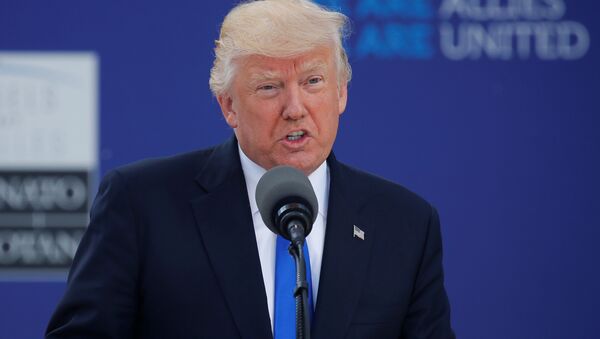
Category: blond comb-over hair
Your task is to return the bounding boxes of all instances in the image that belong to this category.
[209,0,351,97]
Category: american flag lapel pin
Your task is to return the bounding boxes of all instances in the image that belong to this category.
[353,225,365,240]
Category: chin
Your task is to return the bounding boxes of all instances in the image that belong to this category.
[276,157,319,175]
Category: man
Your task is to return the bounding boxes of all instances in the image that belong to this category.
[47,0,454,338]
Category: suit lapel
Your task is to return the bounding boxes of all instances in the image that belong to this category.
[312,155,376,339]
[190,138,272,339]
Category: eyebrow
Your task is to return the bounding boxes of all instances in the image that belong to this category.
[248,59,329,84]
[249,70,282,84]
[298,59,328,74]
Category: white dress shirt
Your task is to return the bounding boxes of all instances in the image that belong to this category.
[238,146,329,330]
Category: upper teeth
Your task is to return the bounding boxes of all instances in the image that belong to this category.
[287,131,304,140]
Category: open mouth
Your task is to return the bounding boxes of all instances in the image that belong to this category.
[286,130,306,141]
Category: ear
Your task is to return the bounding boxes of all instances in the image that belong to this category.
[217,94,238,128]
[337,82,348,115]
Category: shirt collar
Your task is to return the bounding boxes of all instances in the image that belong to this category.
[238,145,329,218]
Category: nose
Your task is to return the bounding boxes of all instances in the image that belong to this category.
[281,84,306,120]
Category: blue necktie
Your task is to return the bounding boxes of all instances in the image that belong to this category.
[274,235,313,339]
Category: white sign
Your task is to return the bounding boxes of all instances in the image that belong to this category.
[0,52,98,276]
[0,52,98,169]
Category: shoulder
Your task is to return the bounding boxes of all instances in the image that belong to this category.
[100,145,219,195]
[115,147,211,176]
[332,160,435,222]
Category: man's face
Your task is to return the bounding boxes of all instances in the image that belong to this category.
[217,45,348,175]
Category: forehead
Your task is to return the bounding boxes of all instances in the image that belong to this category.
[236,46,335,78]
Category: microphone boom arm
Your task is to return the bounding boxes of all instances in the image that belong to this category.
[287,223,311,339]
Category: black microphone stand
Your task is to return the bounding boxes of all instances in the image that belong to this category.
[287,222,311,339]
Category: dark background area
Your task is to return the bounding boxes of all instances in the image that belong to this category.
[1,0,598,338]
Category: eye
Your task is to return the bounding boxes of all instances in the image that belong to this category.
[258,84,277,91]
[307,76,323,85]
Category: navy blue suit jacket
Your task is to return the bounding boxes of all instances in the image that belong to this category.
[47,137,454,338]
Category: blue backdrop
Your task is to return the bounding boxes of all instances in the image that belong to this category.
[1,0,599,338]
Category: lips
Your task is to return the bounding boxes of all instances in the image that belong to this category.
[281,129,310,147]
[286,130,305,141]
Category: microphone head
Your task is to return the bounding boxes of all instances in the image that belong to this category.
[255,165,318,239]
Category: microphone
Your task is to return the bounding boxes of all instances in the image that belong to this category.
[256,165,316,339]
[255,165,318,245]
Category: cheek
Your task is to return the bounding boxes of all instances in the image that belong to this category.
[256,102,284,123]
[312,96,341,127]
[238,108,279,141]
